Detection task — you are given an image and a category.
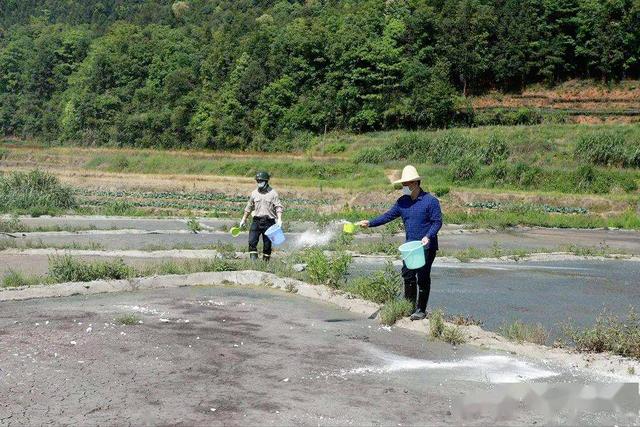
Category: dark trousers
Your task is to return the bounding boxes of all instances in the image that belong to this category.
[401,248,437,312]
[248,216,276,257]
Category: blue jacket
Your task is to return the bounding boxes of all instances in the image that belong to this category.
[369,191,442,250]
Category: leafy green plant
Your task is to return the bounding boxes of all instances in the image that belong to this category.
[346,262,400,304]
[450,155,479,182]
[304,248,351,288]
[187,216,202,233]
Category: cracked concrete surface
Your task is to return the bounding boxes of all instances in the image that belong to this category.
[1,286,637,426]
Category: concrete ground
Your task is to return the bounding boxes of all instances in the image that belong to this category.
[1,285,636,426]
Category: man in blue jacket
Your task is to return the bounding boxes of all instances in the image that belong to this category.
[358,165,442,320]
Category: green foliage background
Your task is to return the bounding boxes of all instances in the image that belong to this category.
[1,0,639,149]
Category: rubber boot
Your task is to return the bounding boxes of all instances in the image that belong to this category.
[263,254,271,262]
[250,252,258,261]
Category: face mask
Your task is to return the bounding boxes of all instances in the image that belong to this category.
[402,186,412,196]
[258,181,268,190]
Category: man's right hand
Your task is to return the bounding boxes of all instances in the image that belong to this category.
[356,220,370,228]
[239,219,246,228]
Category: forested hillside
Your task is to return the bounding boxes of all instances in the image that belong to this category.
[1,0,639,150]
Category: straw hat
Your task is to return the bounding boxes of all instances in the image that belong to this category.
[393,165,421,184]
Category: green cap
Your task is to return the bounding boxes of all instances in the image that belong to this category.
[255,171,270,181]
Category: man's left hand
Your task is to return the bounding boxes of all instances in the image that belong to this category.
[421,236,430,246]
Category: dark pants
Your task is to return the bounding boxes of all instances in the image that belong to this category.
[249,216,276,258]
[401,247,437,312]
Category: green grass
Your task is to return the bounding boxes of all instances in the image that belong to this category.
[429,308,466,345]
[499,320,550,345]
[429,309,445,338]
[48,256,135,283]
[345,262,400,304]
[0,170,76,216]
[441,325,467,345]
[303,248,352,288]
[380,299,414,326]
[115,314,141,325]
[1,270,47,288]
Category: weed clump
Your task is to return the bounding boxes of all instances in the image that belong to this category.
[48,256,135,282]
[563,308,640,359]
[1,270,45,288]
[0,170,76,215]
[380,299,414,326]
[499,320,549,345]
[346,262,400,304]
[442,325,466,345]
[304,248,351,288]
[429,308,445,338]
[116,314,141,325]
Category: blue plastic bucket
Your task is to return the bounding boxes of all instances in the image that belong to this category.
[265,224,286,246]
[399,241,426,269]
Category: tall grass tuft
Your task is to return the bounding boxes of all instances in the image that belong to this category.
[48,256,135,283]
[380,299,414,326]
[499,320,549,345]
[0,170,76,215]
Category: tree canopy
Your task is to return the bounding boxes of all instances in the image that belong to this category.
[1,0,639,149]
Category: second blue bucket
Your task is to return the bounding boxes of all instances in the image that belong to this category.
[265,224,286,246]
[399,241,426,269]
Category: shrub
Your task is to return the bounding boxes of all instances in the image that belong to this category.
[304,248,351,288]
[450,155,479,182]
[380,298,414,325]
[390,133,431,161]
[346,262,400,304]
[429,308,445,338]
[324,142,347,154]
[575,130,627,166]
[49,256,135,283]
[627,146,640,168]
[431,132,478,165]
[479,135,510,165]
[486,160,509,183]
[0,170,76,215]
[563,308,640,358]
[510,162,540,187]
[499,320,549,345]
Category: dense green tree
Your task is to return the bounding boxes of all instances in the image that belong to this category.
[1,0,640,148]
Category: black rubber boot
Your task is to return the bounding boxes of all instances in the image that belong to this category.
[250,252,258,261]
[263,254,271,262]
